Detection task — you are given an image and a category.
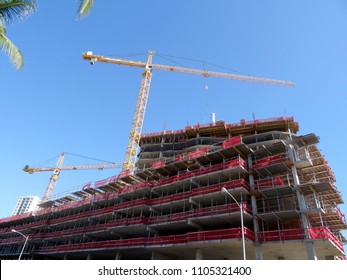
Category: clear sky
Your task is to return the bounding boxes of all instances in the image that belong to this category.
[1,0,346,244]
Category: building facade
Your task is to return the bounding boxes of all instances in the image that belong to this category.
[0,117,345,260]
[12,196,40,216]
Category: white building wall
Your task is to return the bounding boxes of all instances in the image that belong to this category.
[12,196,40,216]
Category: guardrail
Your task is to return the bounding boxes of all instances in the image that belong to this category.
[39,227,254,253]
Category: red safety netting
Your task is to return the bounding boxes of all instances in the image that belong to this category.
[39,227,254,253]
[253,154,286,170]
[308,227,344,253]
[258,227,345,253]
[150,160,166,169]
[187,146,210,160]
[118,182,153,195]
[254,177,285,189]
[0,212,32,224]
[94,179,110,188]
[258,228,305,242]
[222,136,242,149]
[148,203,251,225]
[152,158,247,187]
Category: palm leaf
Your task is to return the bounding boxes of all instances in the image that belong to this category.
[0,0,37,23]
[77,0,95,19]
[0,23,23,69]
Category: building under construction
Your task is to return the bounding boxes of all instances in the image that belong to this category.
[0,116,346,260]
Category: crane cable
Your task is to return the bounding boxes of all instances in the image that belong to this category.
[64,152,117,164]
[30,152,117,168]
[155,52,253,76]
[34,153,63,168]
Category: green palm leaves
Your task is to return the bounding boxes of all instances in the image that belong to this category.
[0,0,94,69]
[0,23,24,69]
[0,0,36,22]
[0,0,36,69]
[77,0,94,19]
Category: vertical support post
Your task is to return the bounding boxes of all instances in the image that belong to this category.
[291,165,317,260]
[115,251,121,260]
[159,134,165,158]
[196,248,203,260]
[247,155,263,260]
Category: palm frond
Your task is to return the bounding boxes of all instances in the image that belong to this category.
[0,23,24,69]
[77,0,95,20]
[0,0,37,23]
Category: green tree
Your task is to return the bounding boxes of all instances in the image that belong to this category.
[0,0,36,70]
[1,1,93,70]
[77,0,94,19]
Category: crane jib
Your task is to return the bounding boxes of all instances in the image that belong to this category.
[82,53,294,87]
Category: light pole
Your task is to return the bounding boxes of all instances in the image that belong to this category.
[221,187,246,260]
[11,229,29,260]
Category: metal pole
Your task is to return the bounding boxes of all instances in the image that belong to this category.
[11,229,29,260]
[221,187,246,260]
[240,197,246,260]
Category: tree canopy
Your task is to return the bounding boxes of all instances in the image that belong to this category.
[0,0,37,69]
[1,0,95,69]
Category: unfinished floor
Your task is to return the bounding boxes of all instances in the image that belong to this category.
[0,116,345,260]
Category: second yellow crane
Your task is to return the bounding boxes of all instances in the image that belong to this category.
[23,152,122,202]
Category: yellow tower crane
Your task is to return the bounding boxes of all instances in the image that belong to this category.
[23,152,122,202]
[82,51,295,173]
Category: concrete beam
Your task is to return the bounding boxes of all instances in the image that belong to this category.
[151,189,161,197]
[146,226,160,236]
[188,220,203,230]
[189,197,200,207]
[190,178,200,187]
[149,207,160,214]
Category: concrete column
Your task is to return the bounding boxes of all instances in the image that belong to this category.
[196,248,203,260]
[189,197,200,207]
[291,165,317,260]
[151,251,158,260]
[159,135,165,158]
[147,226,160,237]
[115,251,121,260]
[247,155,263,260]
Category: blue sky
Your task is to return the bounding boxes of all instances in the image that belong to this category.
[1,0,347,244]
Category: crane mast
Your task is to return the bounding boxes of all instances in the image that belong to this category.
[122,52,153,171]
[82,51,295,173]
[41,153,65,202]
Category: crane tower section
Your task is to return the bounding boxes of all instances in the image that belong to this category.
[122,52,153,171]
